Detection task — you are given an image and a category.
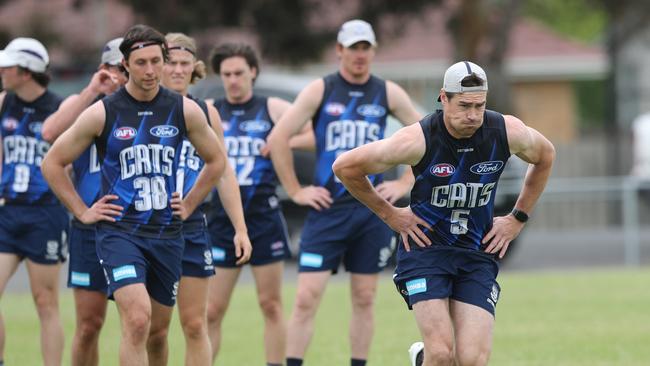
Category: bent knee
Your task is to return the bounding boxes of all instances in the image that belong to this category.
[424,344,455,366]
[456,348,491,366]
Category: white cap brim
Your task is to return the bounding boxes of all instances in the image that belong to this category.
[0,51,18,68]
[340,36,377,48]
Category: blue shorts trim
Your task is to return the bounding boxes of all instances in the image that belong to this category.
[298,204,395,274]
[0,204,68,264]
[393,244,500,316]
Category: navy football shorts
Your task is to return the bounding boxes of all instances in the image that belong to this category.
[393,243,501,316]
[68,223,107,292]
[95,227,184,306]
[0,204,68,264]
[298,203,395,274]
[182,224,215,278]
[209,209,290,267]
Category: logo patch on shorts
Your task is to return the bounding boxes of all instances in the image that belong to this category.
[300,253,323,268]
[487,283,500,310]
[405,278,427,296]
[46,240,59,260]
[112,265,137,282]
[212,247,225,261]
[204,249,213,265]
[70,271,90,286]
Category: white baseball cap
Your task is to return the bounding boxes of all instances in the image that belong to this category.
[0,37,49,73]
[337,19,377,47]
[101,37,124,66]
[442,61,488,93]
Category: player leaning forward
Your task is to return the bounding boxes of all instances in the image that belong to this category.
[42,24,227,365]
[333,61,555,366]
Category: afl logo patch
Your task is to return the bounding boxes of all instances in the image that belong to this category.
[114,127,137,140]
[430,163,455,177]
[239,120,271,133]
[2,117,18,131]
[356,104,386,118]
[470,161,504,175]
[150,125,179,138]
[29,121,43,134]
[325,102,346,116]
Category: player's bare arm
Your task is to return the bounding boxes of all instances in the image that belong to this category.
[41,101,123,224]
[265,96,314,154]
[173,96,227,219]
[267,79,332,210]
[333,123,432,251]
[209,103,252,264]
[374,81,423,203]
[41,70,119,142]
[482,115,556,258]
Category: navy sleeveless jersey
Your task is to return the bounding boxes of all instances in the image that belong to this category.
[0,90,63,204]
[210,95,278,216]
[312,72,388,204]
[409,110,511,251]
[177,94,209,225]
[96,87,186,238]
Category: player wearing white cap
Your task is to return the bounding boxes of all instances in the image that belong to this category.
[333,61,555,366]
[0,37,65,366]
[267,19,422,366]
[40,37,127,366]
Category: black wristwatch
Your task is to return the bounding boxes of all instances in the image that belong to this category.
[511,208,529,223]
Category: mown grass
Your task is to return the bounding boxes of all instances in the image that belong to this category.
[2,267,649,365]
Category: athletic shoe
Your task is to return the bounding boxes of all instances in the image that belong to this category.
[409,341,424,366]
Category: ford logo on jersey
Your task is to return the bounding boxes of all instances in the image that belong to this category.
[470,161,504,175]
[356,104,386,118]
[325,102,346,116]
[430,163,455,177]
[150,125,179,138]
[114,127,137,140]
[29,121,43,134]
[239,120,271,133]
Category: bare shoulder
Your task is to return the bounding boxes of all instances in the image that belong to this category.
[267,96,291,123]
[0,91,5,110]
[183,95,205,119]
[76,100,106,137]
[386,80,421,125]
[295,78,325,105]
[386,122,427,165]
[504,114,531,154]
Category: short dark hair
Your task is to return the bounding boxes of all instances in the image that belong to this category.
[119,24,168,62]
[210,43,260,81]
[445,72,486,101]
[18,67,50,87]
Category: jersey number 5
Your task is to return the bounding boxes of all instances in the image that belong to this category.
[450,209,470,235]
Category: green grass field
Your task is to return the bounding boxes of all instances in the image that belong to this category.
[2,267,650,365]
